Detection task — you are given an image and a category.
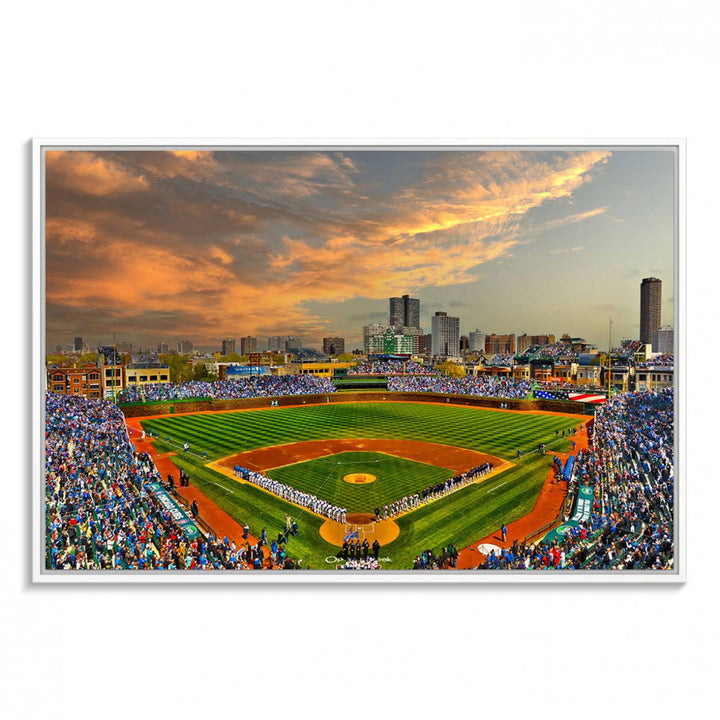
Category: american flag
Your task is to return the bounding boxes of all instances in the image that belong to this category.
[535,389,606,403]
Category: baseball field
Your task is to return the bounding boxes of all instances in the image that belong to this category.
[139,400,580,568]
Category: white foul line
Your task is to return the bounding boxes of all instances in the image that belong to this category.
[487,481,508,494]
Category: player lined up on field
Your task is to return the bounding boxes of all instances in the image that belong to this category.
[233,461,494,523]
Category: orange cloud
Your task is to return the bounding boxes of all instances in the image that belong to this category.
[169,150,205,160]
[209,245,234,265]
[46,151,148,196]
[45,217,98,245]
[544,206,608,230]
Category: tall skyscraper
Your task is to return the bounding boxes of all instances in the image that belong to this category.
[652,325,674,354]
[431,311,460,357]
[221,338,236,355]
[640,277,662,345]
[323,337,345,355]
[469,330,486,352]
[177,340,193,354]
[240,336,257,356]
[267,336,285,353]
[157,342,169,354]
[74,336,83,352]
[268,335,303,352]
[389,294,420,329]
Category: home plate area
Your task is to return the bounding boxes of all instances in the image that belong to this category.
[318,513,401,547]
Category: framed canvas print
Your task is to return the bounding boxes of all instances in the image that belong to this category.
[32,140,684,582]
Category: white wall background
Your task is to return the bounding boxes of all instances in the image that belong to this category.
[3,2,718,718]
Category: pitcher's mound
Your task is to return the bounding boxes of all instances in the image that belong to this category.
[344,473,376,484]
[319,517,400,546]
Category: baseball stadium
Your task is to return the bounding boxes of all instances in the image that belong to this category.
[44,366,675,573]
[42,147,677,574]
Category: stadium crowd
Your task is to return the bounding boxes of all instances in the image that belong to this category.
[388,374,532,398]
[639,353,674,368]
[348,359,435,375]
[472,388,674,571]
[46,394,220,569]
[483,353,515,366]
[535,380,604,392]
[532,342,574,361]
[116,375,336,403]
[45,394,304,571]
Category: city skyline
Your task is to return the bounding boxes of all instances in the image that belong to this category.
[45,148,675,351]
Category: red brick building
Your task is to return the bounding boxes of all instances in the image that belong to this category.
[485,333,516,355]
[47,365,103,399]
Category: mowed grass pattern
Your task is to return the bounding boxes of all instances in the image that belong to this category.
[141,402,578,461]
[390,453,557,567]
[163,449,566,569]
[265,451,454,513]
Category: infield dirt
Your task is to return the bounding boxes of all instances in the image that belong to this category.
[209,438,512,546]
[210,438,507,475]
[125,418,255,547]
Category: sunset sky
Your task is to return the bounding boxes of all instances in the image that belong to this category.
[45,147,676,352]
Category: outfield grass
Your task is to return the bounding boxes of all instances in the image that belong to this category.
[265,451,453,513]
[141,402,577,461]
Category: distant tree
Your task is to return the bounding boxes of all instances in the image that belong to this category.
[78,352,98,364]
[161,353,193,382]
[45,353,70,366]
[192,363,217,381]
[436,360,466,378]
[336,353,355,362]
